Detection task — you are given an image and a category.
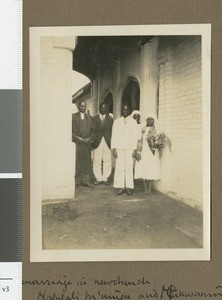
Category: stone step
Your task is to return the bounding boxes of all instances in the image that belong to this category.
[42,198,84,221]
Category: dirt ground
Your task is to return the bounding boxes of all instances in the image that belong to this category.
[42,181,203,250]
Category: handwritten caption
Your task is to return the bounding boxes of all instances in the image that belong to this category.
[22,275,222,300]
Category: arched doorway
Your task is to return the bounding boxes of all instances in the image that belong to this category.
[122,79,140,112]
[103,92,113,114]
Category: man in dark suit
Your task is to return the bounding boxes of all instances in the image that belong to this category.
[92,102,113,185]
[72,101,96,188]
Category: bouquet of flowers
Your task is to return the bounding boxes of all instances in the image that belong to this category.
[147,131,172,158]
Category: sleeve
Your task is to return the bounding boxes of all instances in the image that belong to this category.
[136,126,146,154]
[133,121,139,149]
[110,116,114,137]
[111,120,117,149]
[72,114,78,143]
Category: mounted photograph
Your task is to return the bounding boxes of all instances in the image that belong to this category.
[30,24,211,262]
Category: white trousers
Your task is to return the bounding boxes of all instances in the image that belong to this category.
[93,137,112,182]
[113,149,134,189]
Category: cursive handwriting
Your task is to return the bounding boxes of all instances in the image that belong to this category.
[160,284,222,300]
[95,276,150,287]
[37,290,79,300]
[98,290,131,300]
[22,275,72,292]
[22,276,222,300]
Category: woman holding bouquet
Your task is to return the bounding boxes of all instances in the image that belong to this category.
[135,113,161,195]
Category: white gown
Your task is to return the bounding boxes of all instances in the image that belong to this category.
[135,126,161,180]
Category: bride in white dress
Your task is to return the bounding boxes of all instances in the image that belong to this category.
[135,114,161,195]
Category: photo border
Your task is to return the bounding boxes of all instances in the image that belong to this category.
[30,24,211,262]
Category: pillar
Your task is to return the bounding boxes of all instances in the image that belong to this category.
[40,36,76,200]
[113,60,121,118]
[92,78,99,115]
[140,37,159,120]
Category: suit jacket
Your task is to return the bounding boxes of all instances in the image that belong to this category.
[72,112,96,143]
[92,114,113,149]
[111,116,138,150]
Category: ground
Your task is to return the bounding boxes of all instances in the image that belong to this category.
[42,181,203,250]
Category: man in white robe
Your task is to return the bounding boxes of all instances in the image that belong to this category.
[111,104,138,195]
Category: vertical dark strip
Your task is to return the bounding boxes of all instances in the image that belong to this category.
[0,90,22,173]
[17,179,22,262]
[0,179,21,262]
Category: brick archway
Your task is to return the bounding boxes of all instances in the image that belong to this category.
[114,74,140,118]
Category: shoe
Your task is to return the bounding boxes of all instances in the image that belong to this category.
[83,182,94,188]
[94,181,102,186]
[126,188,132,195]
[103,181,110,186]
[116,188,124,195]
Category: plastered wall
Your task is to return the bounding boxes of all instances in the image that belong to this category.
[41,37,76,200]
[157,36,202,208]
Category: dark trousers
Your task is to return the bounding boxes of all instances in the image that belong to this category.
[75,142,91,185]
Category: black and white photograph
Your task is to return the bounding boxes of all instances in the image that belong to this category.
[30,25,210,262]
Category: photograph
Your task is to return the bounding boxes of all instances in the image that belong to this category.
[30,25,210,262]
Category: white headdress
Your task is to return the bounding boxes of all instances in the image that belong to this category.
[143,112,160,132]
[130,110,141,118]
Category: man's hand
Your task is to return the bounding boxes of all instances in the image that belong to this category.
[83,138,91,144]
[77,136,85,143]
[113,148,118,158]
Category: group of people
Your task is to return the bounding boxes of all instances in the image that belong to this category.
[72,101,161,196]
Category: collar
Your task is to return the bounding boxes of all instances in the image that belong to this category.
[80,112,85,119]
[100,113,106,119]
[122,115,130,120]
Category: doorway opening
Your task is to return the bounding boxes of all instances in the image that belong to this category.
[122,79,140,112]
[103,92,113,114]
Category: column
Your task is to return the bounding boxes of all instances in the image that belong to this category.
[140,37,159,120]
[113,60,121,118]
[91,79,98,116]
[41,36,76,200]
